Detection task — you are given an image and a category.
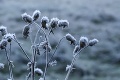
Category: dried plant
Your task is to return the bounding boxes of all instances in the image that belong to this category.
[0,10,98,80]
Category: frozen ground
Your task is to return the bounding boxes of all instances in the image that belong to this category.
[0,0,120,80]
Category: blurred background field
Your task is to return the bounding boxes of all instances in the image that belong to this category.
[0,0,120,80]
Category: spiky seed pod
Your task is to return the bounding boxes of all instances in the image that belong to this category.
[22,13,33,23]
[65,33,76,45]
[58,20,69,28]
[50,18,59,29]
[0,26,7,36]
[89,39,99,46]
[22,25,30,39]
[0,39,7,49]
[39,78,44,80]
[0,63,4,70]
[79,36,88,48]
[34,68,43,76]
[41,16,49,29]
[32,10,41,21]
[73,45,80,55]
[3,33,15,42]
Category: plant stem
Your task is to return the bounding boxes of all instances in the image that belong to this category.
[65,46,88,80]
[47,37,65,65]
[4,48,14,80]
[43,45,48,80]
[31,47,35,80]
[13,37,31,62]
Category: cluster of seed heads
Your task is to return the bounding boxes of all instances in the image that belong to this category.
[65,33,98,55]
[0,26,15,49]
[0,9,99,80]
[22,10,69,39]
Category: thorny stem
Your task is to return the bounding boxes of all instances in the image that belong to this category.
[13,37,31,62]
[65,45,89,80]
[4,48,14,80]
[43,45,48,80]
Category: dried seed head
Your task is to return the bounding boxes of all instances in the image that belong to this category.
[0,39,8,49]
[0,63,4,70]
[65,33,76,45]
[3,33,15,42]
[58,20,69,28]
[79,36,88,48]
[0,26,7,36]
[50,18,59,29]
[39,78,44,80]
[34,68,43,76]
[32,10,41,21]
[22,25,30,39]
[41,16,49,29]
[73,45,80,55]
[22,13,33,23]
[89,39,99,46]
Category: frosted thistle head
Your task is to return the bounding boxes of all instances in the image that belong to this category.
[0,26,7,36]
[0,39,8,49]
[79,36,88,48]
[34,68,43,76]
[58,20,69,28]
[0,63,4,70]
[65,33,76,45]
[89,39,99,46]
[41,16,49,29]
[3,33,15,42]
[22,13,33,23]
[22,25,30,39]
[73,45,80,55]
[50,18,59,29]
[32,10,41,21]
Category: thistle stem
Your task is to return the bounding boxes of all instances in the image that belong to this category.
[65,46,88,80]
